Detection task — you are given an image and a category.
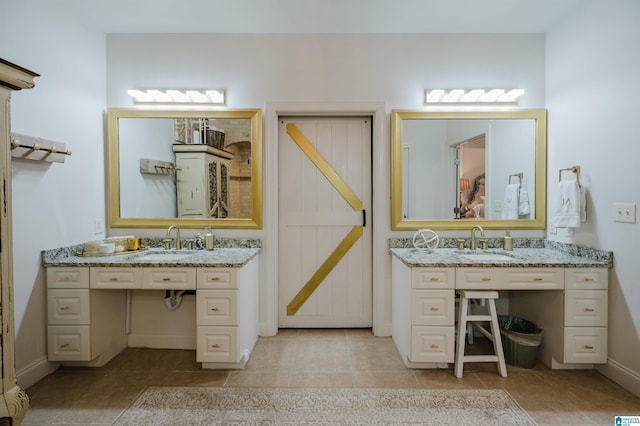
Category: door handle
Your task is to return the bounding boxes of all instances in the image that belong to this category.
[362,209,366,227]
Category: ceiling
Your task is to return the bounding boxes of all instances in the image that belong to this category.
[61,0,588,34]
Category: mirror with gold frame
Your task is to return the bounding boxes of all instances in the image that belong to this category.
[108,108,262,229]
[391,109,546,230]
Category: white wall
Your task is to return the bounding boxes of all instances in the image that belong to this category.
[2,0,107,387]
[546,0,640,394]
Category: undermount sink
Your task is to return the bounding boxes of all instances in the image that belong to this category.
[135,253,193,261]
[459,253,515,261]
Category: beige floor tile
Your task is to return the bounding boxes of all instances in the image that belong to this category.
[244,339,296,371]
[160,371,230,386]
[414,369,487,389]
[296,328,347,340]
[348,338,406,371]
[352,371,421,388]
[289,372,354,388]
[224,371,291,387]
[292,339,351,372]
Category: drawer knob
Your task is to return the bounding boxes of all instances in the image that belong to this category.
[430,344,439,349]
[584,345,595,350]
[211,343,220,348]
[430,307,439,311]
[481,277,491,282]
[211,307,220,312]
[533,277,543,281]
[210,277,220,281]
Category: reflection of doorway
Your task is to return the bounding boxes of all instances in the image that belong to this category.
[226,141,251,218]
[456,134,485,219]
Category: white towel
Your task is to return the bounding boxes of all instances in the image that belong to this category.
[501,183,520,219]
[518,186,530,216]
[552,180,585,228]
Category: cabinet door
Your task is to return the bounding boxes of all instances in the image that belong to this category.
[563,327,607,363]
[48,289,90,325]
[197,268,237,289]
[410,326,455,363]
[565,268,608,290]
[412,268,455,289]
[565,290,607,327]
[411,290,454,326]
[197,290,238,325]
[197,326,239,363]
[47,325,91,361]
[176,155,207,217]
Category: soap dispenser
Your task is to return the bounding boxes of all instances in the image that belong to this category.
[205,227,215,251]
[503,231,513,251]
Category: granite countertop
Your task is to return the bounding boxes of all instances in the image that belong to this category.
[42,238,261,268]
[389,239,613,268]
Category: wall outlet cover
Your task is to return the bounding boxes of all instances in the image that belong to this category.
[613,203,636,223]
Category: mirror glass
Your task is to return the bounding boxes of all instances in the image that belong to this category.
[391,109,546,230]
[108,108,262,228]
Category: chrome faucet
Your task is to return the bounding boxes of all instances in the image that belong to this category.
[470,225,485,251]
[166,225,181,250]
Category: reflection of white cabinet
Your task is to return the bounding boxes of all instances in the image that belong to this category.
[173,145,233,218]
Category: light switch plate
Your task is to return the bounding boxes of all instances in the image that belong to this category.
[94,218,104,234]
[613,203,636,223]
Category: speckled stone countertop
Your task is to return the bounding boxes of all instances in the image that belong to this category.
[42,238,261,268]
[389,238,612,268]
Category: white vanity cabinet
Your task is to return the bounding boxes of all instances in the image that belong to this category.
[174,145,233,219]
[47,267,127,365]
[196,255,259,368]
[392,257,455,366]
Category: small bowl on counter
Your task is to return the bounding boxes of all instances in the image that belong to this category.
[98,243,116,254]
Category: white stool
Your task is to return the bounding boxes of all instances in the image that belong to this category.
[454,290,507,378]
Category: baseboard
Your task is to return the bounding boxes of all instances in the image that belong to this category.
[16,356,58,389]
[127,334,196,350]
[597,358,640,398]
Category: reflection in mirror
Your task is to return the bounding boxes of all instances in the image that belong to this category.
[391,109,546,230]
[108,108,262,229]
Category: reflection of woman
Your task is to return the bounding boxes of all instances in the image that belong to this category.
[462,173,485,218]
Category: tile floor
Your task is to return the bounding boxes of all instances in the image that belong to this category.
[23,329,640,425]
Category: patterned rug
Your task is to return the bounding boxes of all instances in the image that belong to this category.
[114,386,535,425]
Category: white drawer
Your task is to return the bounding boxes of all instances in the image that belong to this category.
[563,327,607,364]
[410,326,455,363]
[47,267,89,289]
[457,268,564,290]
[564,290,607,327]
[90,268,143,289]
[47,289,90,325]
[143,268,196,290]
[197,268,237,289]
[47,325,91,361]
[411,290,455,326]
[197,290,238,325]
[196,326,239,363]
[411,268,455,289]
[565,268,608,290]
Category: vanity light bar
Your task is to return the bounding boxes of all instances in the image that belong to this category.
[425,89,525,104]
[127,89,226,105]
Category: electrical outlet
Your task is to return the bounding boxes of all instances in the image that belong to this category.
[559,227,574,237]
[94,218,104,234]
[613,203,636,223]
[494,200,503,212]
[548,226,557,235]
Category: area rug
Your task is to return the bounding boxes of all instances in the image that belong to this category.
[113,386,535,425]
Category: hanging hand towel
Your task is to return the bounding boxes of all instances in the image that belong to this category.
[518,186,530,216]
[501,183,520,219]
[552,180,582,228]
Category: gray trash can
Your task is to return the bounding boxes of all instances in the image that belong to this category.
[498,315,542,368]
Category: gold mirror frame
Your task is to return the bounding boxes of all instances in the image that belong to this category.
[108,108,262,229]
[391,109,547,230]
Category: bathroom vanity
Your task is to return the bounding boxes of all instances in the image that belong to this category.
[42,246,260,369]
[390,242,612,370]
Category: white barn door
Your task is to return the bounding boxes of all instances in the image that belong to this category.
[278,117,372,328]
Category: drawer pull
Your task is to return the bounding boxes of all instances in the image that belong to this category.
[430,307,439,311]
[430,344,439,349]
[162,277,171,281]
[211,307,220,312]
[533,277,544,281]
[481,277,491,282]
[211,343,220,348]
[109,277,118,281]
[210,277,220,281]
[60,343,70,348]
[60,306,70,311]
[584,278,595,282]
[61,276,70,281]
[429,277,439,281]
[584,345,595,350]
[584,308,595,312]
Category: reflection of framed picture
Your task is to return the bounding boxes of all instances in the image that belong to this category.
[174,118,186,143]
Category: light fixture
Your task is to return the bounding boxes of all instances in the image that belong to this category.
[127,89,226,105]
[425,89,524,104]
